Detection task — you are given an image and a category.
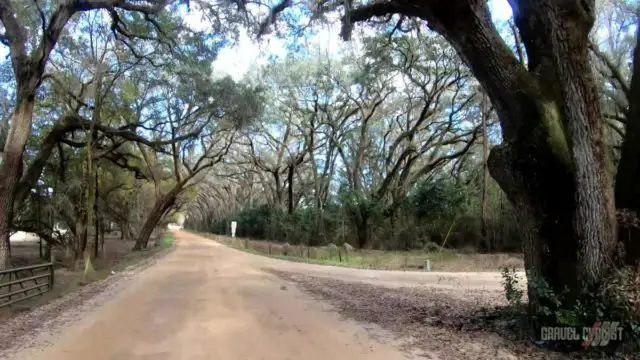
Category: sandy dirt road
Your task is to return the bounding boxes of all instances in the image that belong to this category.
[13,231,420,360]
[246,243,520,291]
[9,231,516,360]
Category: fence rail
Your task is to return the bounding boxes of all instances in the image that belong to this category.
[0,261,54,308]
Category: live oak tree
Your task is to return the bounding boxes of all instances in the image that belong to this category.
[131,75,264,250]
[344,34,480,248]
[251,0,636,312]
[0,0,249,266]
[590,0,640,265]
[193,33,483,248]
[0,0,183,269]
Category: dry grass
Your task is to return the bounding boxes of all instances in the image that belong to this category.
[0,234,166,319]
[197,233,524,272]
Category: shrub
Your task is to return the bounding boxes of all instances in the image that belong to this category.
[502,266,640,353]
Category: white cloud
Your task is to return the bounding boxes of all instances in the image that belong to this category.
[211,28,288,80]
[0,2,513,82]
[211,2,514,81]
[489,0,513,21]
[211,20,347,81]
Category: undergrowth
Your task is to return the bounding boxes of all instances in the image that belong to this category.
[501,266,640,356]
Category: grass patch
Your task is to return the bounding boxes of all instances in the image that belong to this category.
[157,232,176,249]
[194,232,524,272]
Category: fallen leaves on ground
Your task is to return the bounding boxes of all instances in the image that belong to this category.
[266,269,605,360]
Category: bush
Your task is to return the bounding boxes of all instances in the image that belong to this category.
[501,266,640,353]
[191,175,524,252]
[205,205,342,246]
[424,242,441,252]
[158,233,175,249]
[410,178,465,219]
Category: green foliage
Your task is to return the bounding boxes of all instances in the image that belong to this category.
[197,180,521,252]
[210,205,341,247]
[339,188,385,222]
[158,233,176,249]
[502,266,640,351]
[409,177,467,221]
[501,267,525,308]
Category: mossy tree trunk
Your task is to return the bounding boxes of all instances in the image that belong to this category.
[133,185,181,250]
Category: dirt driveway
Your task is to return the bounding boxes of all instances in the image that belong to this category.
[6,231,520,360]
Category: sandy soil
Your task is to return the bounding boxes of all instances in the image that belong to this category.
[268,270,575,360]
[3,231,423,360]
[1,231,563,360]
[245,246,525,291]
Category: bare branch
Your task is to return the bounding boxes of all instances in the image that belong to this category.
[257,0,291,36]
[590,41,631,98]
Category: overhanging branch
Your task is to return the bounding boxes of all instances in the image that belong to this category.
[257,0,292,36]
[589,42,631,99]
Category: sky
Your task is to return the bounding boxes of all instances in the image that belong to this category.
[0,1,513,79]
[210,0,513,80]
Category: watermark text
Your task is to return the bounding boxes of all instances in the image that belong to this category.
[540,321,623,348]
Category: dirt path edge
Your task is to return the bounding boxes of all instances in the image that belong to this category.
[0,246,175,360]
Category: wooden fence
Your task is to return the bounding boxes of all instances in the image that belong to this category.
[0,260,54,308]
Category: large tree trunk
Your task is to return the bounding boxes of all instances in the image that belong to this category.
[134,204,167,250]
[0,158,18,269]
[355,215,369,249]
[133,186,181,250]
[479,92,490,252]
[398,0,617,309]
[74,212,88,269]
[489,143,579,300]
[0,101,35,269]
[273,171,283,208]
[287,165,295,215]
[487,55,615,309]
[614,18,640,265]
[100,221,105,254]
[94,169,100,259]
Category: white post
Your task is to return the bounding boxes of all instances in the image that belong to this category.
[424,259,431,272]
[231,221,237,238]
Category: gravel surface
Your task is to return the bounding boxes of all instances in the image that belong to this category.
[2,232,630,360]
[266,269,574,360]
[0,248,173,360]
[8,232,416,360]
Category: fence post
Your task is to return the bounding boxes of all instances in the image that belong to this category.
[424,259,431,272]
[49,254,55,290]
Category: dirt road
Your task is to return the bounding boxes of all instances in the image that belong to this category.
[251,245,518,291]
[7,231,515,360]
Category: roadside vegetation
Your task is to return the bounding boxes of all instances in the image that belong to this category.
[157,233,176,250]
[202,233,523,272]
[0,231,175,319]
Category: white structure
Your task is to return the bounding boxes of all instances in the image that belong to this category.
[10,222,67,243]
[175,214,186,227]
[231,221,237,237]
[9,231,39,243]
